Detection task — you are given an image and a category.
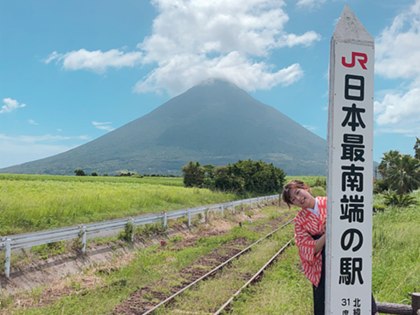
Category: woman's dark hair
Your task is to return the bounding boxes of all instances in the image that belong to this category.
[281,180,310,207]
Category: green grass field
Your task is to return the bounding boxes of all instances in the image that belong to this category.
[0,174,324,236]
[0,186,418,314]
[0,173,310,268]
[285,175,326,187]
[0,174,236,235]
[229,190,420,313]
[372,190,420,304]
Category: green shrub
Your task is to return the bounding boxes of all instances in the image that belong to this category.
[74,169,86,176]
[119,221,134,242]
[213,160,285,195]
[136,223,167,238]
[314,177,326,189]
[213,166,245,193]
[378,150,419,194]
[182,160,285,196]
[310,186,326,197]
[182,161,205,187]
[383,192,417,207]
[373,204,386,213]
[31,241,66,259]
[373,179,389,194]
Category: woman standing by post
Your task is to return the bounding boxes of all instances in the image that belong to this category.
[282,179,378,315]
[282,180,326,315]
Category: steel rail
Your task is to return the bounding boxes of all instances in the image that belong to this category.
[213,239,293,315]
[142,218,293,315]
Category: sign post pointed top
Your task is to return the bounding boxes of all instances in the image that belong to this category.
[326,4,375,315]
[333,5,373,44]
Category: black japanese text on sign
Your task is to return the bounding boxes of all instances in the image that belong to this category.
[325,5,374,315]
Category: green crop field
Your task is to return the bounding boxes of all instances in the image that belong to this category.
[0,174,326,236]
[0,174,237,235]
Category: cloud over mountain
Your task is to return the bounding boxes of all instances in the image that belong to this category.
[135,0,319,94]
[45,0,320,95]
[375,0,420,136]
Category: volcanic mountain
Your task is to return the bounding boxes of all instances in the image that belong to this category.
[0,79,327,175]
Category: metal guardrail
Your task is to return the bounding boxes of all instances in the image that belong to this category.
[0,195,278,278]
[377,293,420,315]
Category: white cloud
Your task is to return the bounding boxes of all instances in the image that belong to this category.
[0,98,26,114]
[46,0,320,95]
[92,121,115,132]
[135,52,303,94]
[296,0,326,9]
[374,87,420,136]
[28,119,39,126]
[0,134,90,169]
[44,51,61,64]
[280,31,321,47]
[45,49,142,73]
[303,124,317,132]
[135,0,320,94]
[374,0,420,136]
[376,1,420,79]
[142,0,294,58]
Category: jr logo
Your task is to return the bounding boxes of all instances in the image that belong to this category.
[341,52,368,70]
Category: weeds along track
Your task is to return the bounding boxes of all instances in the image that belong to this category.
[213,239,292,315]
[114,218,293,315]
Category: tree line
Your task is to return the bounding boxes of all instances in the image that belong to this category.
[375,137,420,207]
[182,159,286,196]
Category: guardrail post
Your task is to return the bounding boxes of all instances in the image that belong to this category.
[0,194,278,278]
[5,238,11,278]
[412,292,420,315]
[163,212,168,228]
[187,209,191,228]
[130,218,135,242]
[81,225,87,254]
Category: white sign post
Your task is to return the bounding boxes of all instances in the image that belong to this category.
[326,6,374,314]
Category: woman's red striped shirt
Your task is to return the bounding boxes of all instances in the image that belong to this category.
[293,196,327,287]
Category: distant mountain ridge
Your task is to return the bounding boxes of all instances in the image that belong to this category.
[0,79,327,175]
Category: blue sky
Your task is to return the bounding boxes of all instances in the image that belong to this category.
[1,0,419,169]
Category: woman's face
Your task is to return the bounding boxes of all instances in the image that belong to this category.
[289,188,315,209]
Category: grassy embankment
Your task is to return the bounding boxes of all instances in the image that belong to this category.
[0,206,294,315]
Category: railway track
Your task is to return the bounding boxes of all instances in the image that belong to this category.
[213,239,292,315]
[117,218,294,315]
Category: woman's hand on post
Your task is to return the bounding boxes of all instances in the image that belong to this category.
[315,234,326,254]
